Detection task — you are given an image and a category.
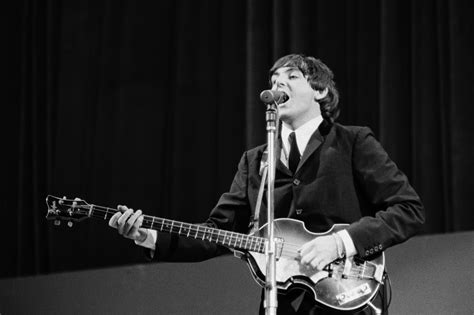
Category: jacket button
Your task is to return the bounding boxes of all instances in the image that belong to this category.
[293,179,300,185]
[365,250,370,256]
[379,244,383,250]
[296,209,303,215]
[374,247,379,252]
[369,248,374,254]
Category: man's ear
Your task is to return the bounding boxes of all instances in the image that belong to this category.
[314,88,328,100]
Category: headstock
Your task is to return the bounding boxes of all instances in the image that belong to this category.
[45,195,91,227]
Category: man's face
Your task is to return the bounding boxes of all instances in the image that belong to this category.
[270,67,320,128]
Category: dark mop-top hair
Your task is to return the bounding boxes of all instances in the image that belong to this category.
[269,54,340,123]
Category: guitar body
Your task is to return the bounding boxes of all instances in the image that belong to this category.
[241,218,384,312]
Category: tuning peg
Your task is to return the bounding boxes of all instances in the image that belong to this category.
[54,220,61,226]
[59,196,67,205]
[67,221,73,227]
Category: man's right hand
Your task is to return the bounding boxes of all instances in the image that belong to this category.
[108,205,148,243]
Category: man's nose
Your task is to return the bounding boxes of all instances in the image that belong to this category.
[273,78,286,89]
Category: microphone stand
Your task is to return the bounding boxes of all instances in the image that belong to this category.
[264,102,279,315]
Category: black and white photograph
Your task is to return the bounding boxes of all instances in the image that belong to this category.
[1,1,473,314]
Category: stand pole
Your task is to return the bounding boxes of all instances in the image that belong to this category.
[264,103,278,315]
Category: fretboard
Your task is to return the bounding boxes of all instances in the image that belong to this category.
[87,204,266,254]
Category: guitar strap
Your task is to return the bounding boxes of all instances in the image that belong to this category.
[248,151,268,235]
[249,122,282,234]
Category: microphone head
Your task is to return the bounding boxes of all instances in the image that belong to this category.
[260,90,289,104]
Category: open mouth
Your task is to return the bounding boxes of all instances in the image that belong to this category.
[277,91,290,105]
[279,93,290,105]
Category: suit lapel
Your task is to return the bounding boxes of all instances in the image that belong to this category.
[296,130,322,173]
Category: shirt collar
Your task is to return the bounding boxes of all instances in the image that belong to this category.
[281,115,323,156]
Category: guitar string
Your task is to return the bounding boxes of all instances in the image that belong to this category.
[66,204,375,275]
[69,204,336,250]
[70,205,367,254]
[54,201,372,261]
[58,203,376,281]
[74,205,290,247]
[57,210,370,279]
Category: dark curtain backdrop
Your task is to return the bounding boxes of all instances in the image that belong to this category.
[2,0,473,278]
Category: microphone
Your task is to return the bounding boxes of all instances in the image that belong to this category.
[260,90,289,104]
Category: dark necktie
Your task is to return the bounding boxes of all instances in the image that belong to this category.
[288,132,300,173]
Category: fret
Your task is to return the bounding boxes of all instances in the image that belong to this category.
[194,225,199,239]
[186,224,191,237]
[151,217,155,229]
[226,231,232,245]
[201,227,206,240]
[254,240,259,252]
[178,222,183,235]
[223,231,228,245]
[233,233,239,247]
[171,221,174,233]
[244,235,250,250]
[216,230,221,243]
[104,207,109,220]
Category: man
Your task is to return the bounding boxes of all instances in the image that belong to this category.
[109,54,425,314]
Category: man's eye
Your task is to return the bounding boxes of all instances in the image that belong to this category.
[289,74,298,79]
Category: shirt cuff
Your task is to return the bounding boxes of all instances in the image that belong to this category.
[135,229,157,250]
[337,230,357,257]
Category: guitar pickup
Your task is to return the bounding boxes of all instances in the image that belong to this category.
[263,238,284,261]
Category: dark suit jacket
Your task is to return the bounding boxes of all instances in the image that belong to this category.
[150,121,424,314]
[152,121,425,262]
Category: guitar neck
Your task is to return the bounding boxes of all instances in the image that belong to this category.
[88,204,266,254]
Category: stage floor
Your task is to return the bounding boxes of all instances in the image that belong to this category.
[1,231,473,314]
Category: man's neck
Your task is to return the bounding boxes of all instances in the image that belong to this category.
[282,112,322,131]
